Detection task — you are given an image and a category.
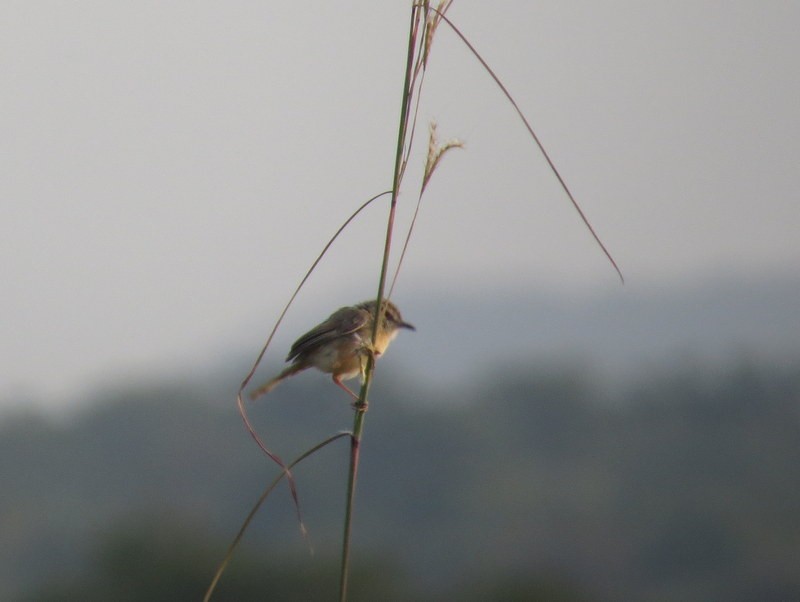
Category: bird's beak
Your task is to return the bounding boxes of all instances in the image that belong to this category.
[400,321,415,331]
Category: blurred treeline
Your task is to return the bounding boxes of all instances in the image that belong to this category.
[1,358,799,601]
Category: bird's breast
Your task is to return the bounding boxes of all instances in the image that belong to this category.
[307,334,363,380]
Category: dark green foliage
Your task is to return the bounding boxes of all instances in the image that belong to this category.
[2,360,799,601]
[24,518,408,602]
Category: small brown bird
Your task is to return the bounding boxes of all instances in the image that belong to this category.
[250,299,414,402]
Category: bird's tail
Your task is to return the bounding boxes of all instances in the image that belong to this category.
[249,363,306,401]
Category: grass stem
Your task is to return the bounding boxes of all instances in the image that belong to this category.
[338,5,423,601]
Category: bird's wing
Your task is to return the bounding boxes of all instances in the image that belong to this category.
[286,306,370,362]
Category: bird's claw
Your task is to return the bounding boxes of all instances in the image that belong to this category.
[350,400,369,413]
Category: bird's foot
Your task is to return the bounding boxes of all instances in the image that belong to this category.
[350,400,369,413]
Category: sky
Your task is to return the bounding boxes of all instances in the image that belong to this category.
[3,2,799,411]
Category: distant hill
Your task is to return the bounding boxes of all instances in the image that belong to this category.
[387,273,800,388]
[2,356,799,601]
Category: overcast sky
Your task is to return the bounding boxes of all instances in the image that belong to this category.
[3,2,799,410]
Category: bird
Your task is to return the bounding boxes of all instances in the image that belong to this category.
[249,299,414,404]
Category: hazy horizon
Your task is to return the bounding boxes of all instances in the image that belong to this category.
[3,271,799,418]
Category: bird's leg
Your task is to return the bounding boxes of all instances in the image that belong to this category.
[332,375,369,412]
[351,345,381,412]
[332,375,359,400]
[332,375,365,408]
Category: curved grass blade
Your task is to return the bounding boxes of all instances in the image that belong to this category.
[236,191,391,545]
[238,190,393,400]
[203,432,351,602]
[431,8,624,283]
